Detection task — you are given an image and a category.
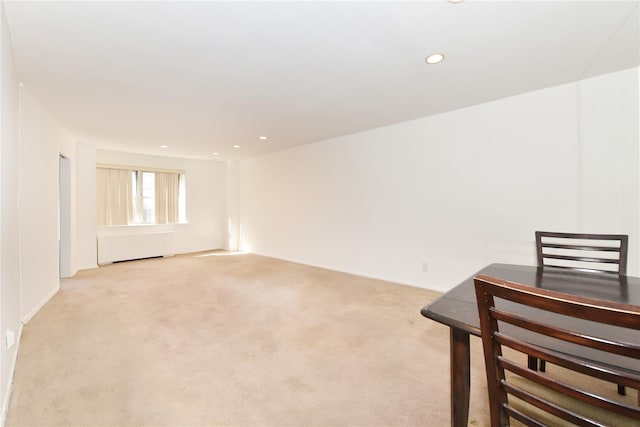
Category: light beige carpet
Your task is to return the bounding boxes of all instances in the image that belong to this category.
[6,251,493,426]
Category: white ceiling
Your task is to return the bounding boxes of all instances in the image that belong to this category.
[5,1,639,160]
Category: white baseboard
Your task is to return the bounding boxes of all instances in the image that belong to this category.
[1,323,23,427]
[22,286,59,325]
[60,268,79,279]
[248,251,448,293]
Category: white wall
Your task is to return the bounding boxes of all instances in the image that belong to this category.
[18,87,77,323]
[578,69,639,269]
[0,2,21,420]
[238,68,639,292]
[95,150,227,255]
[225,160,240,251]
[76,143,97,270]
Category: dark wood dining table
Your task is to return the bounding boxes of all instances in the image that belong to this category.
[420,263,640,427]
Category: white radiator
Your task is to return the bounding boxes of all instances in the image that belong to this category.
[97,231,174,265]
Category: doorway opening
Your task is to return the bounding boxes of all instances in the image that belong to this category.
[59,155,71,278]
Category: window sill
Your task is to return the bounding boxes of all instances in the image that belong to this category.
[97,223,189,237]
[98,222,189,230]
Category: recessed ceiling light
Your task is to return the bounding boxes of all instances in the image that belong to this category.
[18,82,25,87]
[233,145,241,148]
[160,145,169,149]
[425,53,445,64]
[259,136,268,140]
[447,0,465,3]
[212,152,219,156]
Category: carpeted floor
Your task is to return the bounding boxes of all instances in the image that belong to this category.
[6,251,493,426]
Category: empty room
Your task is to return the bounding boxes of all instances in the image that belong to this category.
[0,1,638,426]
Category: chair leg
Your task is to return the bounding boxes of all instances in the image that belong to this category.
[617,384,626,396]
[540,360,546,372]
[527,356,538,371]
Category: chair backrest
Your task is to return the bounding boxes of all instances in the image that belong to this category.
[474,274,640,427]
[535,231,628,275]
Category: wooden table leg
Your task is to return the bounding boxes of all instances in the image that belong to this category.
[450,327,470,427]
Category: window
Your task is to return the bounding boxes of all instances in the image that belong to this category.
[97,166,186,226]
[132,171,157,224]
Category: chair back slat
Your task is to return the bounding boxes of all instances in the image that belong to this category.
[542,243,622,252]
[541,254,622,264]
[474,275,640,427]
[535,231,628,274]
[495,333,640,390]
[491,309,640,357]
[502,380,602,427]
[498,349,640,418]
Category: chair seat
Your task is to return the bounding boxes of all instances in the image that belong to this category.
[507,372,638,426]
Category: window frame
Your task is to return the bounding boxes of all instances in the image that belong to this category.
[97,164,186,226]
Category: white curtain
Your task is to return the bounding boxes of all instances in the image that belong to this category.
[96,168,133,226]
[155,172,179,224]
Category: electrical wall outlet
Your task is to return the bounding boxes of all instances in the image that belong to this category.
[422,262,428,272]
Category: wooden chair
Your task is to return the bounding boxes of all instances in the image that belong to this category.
[474,275,640,427]
[533,231,629,395]
[535,231,628,275]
